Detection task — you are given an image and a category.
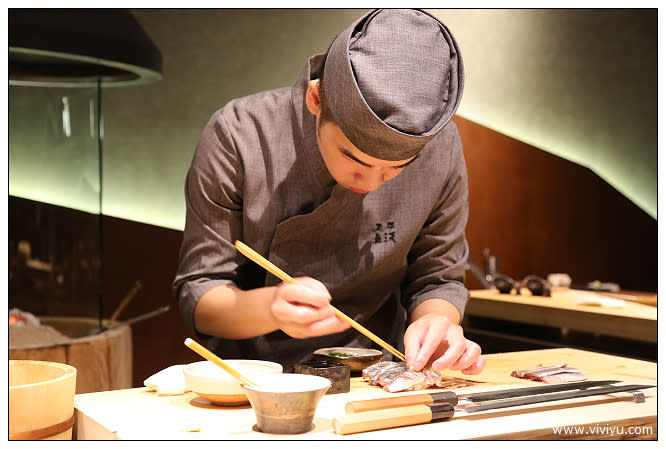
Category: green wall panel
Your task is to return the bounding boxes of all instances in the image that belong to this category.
[10,9,657,229]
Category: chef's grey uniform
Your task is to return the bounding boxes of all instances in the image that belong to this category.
[173,9,470,369]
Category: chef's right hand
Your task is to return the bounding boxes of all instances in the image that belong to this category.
[270,277,350,338]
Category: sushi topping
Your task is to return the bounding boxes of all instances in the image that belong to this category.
[362,361,445,392]
[511,363,588,384]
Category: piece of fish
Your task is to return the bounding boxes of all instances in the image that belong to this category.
[422,369,445,386]
[541,372,588,384]
[383,370,427,392]
[371,362,407,386]
[511,363,587,383]
[361,361,407,385]
[361,361,394,379]
[362,361,448,393]
[383,368,448,392]
[511,363,568,379]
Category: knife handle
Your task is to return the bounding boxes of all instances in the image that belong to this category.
[334,404,432,435]
[345,391,458,414]
[333,403,455,435]
[345,394,431,414]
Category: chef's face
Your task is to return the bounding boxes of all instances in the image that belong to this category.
[315,120,415,194]
[306,80,416,194]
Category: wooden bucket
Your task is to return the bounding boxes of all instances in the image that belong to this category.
[9,316,132,394]
[9,360,77,440]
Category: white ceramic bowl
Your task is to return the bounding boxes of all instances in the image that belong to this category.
[184,360,283,406]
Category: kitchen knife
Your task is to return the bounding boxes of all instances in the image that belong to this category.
[345,380,620,413]
[334,383,654,435]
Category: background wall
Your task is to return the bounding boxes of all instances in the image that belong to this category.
[96,8,656,230]
[435,9,657,219]
[101,9,365,229]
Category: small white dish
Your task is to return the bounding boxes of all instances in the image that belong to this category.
[183,360,282,406]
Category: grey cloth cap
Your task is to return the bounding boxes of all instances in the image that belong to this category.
[323,9,464,161]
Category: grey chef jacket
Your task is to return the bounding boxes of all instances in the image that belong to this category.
[173,54,470,370]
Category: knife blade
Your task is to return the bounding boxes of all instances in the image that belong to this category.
[345,380,620,413]
[334,383,655,435]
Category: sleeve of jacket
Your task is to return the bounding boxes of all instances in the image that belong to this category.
[172,107,246,337]
[402,124,470,319]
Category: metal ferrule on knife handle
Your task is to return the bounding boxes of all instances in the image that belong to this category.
[345,391,458,414]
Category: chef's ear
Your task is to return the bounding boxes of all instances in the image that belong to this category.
[305,79,321,116]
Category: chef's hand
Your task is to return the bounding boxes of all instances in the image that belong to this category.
[404,303,486,374]
[270,277,350,339]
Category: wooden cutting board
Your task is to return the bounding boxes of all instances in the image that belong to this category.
[74,348,657,440]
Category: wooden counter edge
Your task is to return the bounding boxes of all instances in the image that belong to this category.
[465,296,657,343]
[74,406,119,440]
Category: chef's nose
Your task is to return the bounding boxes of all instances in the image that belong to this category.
[356,168,387,191]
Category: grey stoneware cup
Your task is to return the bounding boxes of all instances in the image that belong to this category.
[241,374,331,434]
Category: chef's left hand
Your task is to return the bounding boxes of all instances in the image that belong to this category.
[404,311,486,375]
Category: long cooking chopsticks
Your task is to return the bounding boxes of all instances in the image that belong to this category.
[234,240,406,362]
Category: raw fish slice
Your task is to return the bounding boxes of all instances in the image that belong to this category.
[511,363,567,379]
[422,369,444,387]
[376,367,409,386]
[373,363,407,386]
[383,370,428,392]
[361,360,402,379]
[541,372,588,384]
[361,361,393,379]
[524,368,583,381]
[366,361,406,385]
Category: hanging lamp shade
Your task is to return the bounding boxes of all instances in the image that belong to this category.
[9,8,163,87]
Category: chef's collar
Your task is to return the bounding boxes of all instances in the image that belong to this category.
[323,9,464,161]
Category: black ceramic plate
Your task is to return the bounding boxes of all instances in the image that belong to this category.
[312,347,383,371]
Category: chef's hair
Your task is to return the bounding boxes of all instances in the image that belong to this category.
[318,73,336,126]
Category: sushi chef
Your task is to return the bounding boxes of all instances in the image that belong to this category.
[173,9,486,375]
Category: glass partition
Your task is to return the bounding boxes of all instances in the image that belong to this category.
[9,84,103,319]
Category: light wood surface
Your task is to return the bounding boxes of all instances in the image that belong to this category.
[345,392,441,413]
[73,348,657,440]
[466,289,657,343]
[333,404,435,435]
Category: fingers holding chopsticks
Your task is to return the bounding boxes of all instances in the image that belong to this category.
[270,276,350,338]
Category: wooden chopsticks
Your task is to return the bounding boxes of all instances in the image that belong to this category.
[234,240,406,362]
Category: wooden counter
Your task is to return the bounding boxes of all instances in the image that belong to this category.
[74,348,657,440]
[466,289,657,343]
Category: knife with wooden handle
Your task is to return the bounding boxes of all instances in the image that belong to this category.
[334,383,654,435]
[345,380,619,413]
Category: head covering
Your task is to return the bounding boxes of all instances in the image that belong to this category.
[323,9,464,161]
